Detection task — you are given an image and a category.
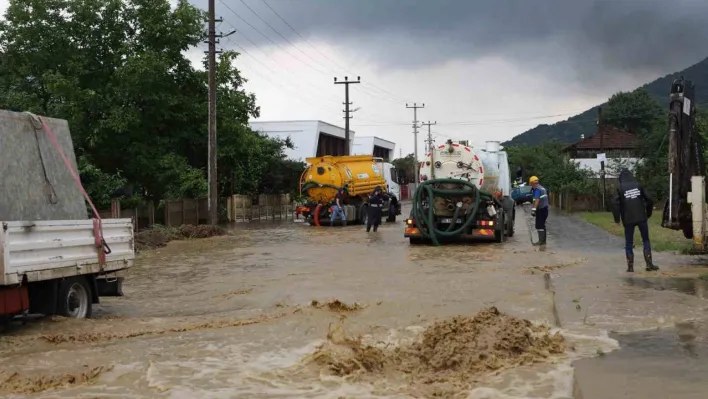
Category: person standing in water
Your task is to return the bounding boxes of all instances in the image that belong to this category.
[529,175,549,245]
[612,168,658,272]
[366,186,385,232]
[330,187,347,226]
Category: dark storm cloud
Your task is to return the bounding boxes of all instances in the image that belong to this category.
[203,0,708,77]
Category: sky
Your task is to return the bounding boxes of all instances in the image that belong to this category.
[3,0,708,158]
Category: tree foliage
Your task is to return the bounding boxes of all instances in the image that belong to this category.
[506,86,708,205]
[506,142,596,194]
[0,0,294,205]
[391,153,417,184]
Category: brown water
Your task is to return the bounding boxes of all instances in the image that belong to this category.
[1,205,707,398]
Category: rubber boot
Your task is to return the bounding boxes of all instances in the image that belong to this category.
[626,253,634,273]
[342,219,347,227]
[538,230,546,245]
[366,224,371,232]
[644,249,659,271]
[373,224,378,232]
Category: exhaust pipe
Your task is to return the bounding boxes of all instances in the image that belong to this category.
[446,203,456,211]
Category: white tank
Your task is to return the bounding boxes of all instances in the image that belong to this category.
[419,140,502,194]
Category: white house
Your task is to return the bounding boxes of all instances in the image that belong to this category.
[563,126,641,179]
[351,136,396,160]
[249,120,396,162]
[249,120,353,162]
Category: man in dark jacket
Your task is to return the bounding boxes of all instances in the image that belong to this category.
[612,169,658,272]
[366,186,386,232]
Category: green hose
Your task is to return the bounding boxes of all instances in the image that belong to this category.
[412,178,494,246]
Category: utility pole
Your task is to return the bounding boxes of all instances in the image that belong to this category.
[421,121,437,153]
[421,121,437,179]
[406,103,425,185]
[207,0,220,226]
[598,106,606,211]
[334,76,360,155]
[205,1,234,225]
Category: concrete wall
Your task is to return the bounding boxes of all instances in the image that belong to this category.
[249,120,356,162]
[0,110,87,221]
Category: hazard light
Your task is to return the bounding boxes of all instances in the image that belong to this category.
[479,220,495,226]
[404,227,421,237]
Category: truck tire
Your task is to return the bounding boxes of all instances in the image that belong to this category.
[56,277,93,319]
[507,209,515,237]
[494,212,505,243]
[387,205,396,223]
[409,237,425,245]
[359,204,369,225]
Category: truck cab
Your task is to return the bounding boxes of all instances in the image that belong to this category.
[375,159,402,201]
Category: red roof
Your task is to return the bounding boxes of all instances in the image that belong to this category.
[564,126,639,151]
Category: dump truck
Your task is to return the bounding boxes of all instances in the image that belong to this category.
[0,110,135,319]
[404,140,515,245]
[298,155,402,226]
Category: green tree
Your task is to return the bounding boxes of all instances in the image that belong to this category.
[392,153,417,184]
[601,89,665,135]
[0,0,292,205]
[506,141,595,194]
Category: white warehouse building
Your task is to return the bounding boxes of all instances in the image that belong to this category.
[249,120,396,162]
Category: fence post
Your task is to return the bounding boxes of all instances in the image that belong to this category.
[148,201,155,228]
[110,199,121,218]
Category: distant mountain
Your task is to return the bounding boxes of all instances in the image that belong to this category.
[503,57,708,147]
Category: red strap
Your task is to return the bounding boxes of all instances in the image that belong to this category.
[38,117,101,219]
[35,115,107,265]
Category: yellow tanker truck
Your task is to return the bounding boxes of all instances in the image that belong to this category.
[297,155,403,226]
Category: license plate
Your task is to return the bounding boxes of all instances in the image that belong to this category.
[440,218,463,224]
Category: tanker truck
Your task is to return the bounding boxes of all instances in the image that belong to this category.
[404,140,515,245]
[298,155,402,226]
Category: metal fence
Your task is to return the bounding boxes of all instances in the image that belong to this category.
[226,194,296,222]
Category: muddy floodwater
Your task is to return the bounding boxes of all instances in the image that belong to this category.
[2,204,708,398]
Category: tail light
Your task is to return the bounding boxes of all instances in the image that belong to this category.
[406,218,415,226]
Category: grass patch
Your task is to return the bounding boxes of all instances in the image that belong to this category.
[579,212,692,253]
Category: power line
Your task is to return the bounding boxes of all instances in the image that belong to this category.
[217,19,392,124]
[220,0,407,107]
[259,0,408,104]
[217,3,399,123]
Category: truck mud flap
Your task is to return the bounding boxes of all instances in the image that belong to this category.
[96,277,125,297]
[0,285,29,316]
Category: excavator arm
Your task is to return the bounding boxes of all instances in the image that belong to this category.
[661,77,708,248]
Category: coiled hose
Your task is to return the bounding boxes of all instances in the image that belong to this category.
[412,178,494,246]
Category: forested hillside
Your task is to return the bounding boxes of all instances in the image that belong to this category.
[504,56,708,146]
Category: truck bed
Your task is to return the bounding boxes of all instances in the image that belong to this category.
[1,219,135,286]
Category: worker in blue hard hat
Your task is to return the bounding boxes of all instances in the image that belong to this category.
[529,175,549,245]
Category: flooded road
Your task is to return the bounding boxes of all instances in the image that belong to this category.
[1,204,708,398]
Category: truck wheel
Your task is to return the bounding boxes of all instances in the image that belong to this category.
[57,277,93,319]
[359,204,368,225]
[494,212,505,243]
[507,210,515,237]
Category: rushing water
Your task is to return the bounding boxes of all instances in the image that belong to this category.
[1,205,707,398]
